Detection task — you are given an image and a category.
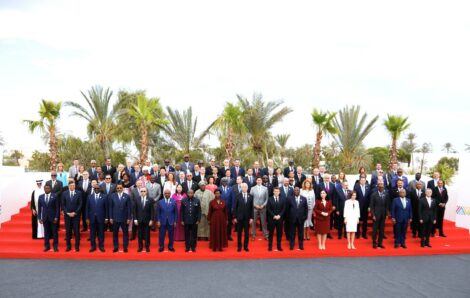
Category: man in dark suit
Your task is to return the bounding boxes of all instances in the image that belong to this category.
[283,160,295,178]
[294,166,306,188]
[87,160,98,181]
[369,182,389,249]
[311,168,323,189]
[317,174,336,238]
[267,187,286,251]
[251,161,263,178]
[409,181,425,238]
[100,174,116,231]
[133,187,155,252]
[156,189,178,252]
[180,189,201,252]
[427,171,443,190]
[280,178,294,241]
[262,175,274,197]
[230,158,245,179]
[243,168,256,192]
[38,184,60,252]
[163,159,175,174]
[130,164,143,186]
[77,171,92,232]
[334,181,350,239]
[45,171,63,231]
[86,185,108,252]
[391,189,412,248]
[205,159,218,177]
[109,184,132,252]
[62,180,82,252]
[233,183,254,252]
[354,176,370,239]
[180,154,195,174]
[419,188,438,247]
[432,179,448,237]
[182,173,198,194]
[102,158,116,183]
[219,178,234,240]
[287,187,308,250]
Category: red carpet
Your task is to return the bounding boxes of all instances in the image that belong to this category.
[1,204,469,261]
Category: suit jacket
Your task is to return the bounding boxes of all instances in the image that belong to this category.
[133,196,155,224]
[287,196,308,224]
[77,179,92,201]
[182,180,199,194]
[419,197,438,222]
[156,175,167,188]
[251,168,263,178]
[407,179,425,193]
[311,175,323,189]
[100,182,116,196]
[88,168,99,181]
[109,192,132,223]
[180,162,195,174]
[409,188,425,215]
[61,190,83,215]
[391,175,409,189]
[38,193,60,222]
[391,197,412,223]
[370,176,389,191]
[354,183,371,211]
[250,185,269,208]
[427,179,443,190]
[334,188,350,214]
[146,182,162,200]
[432,186,449,205]
[230,166,245,179]
[369,191,390,219]
[233,193,254,222]
[243,175,256,191]
[390,188,409,201]
[219,186,234,211]
[280,185,294,201]
[294,173,306,188]
[266,196,286,223]
[180,197,201,224]
[156,198,178,225]
[102,165,117,182]
[163,165,176,174]
[45,179,63,197]
[205,166,217,176]
[86,193,108,223]
[283,166,296,178]
[317,182,336,202]
[130,171,143,186]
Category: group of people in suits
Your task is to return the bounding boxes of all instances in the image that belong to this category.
[31,157,449,254]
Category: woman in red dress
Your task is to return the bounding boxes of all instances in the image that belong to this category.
[208,189,228,251]
[314,190,333,250]
[171,184,187,241]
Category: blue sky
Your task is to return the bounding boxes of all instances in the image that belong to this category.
[1,0,469,157]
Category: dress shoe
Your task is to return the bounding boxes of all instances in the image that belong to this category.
[99,248,105,252]
[146,248,150,252]
[277,247,283,251]
[373,244,377,249]
[158,248,164,252]
[421,243,425,247]
[394,244,399,248]
[299,247,304,250]
[43,248,50,252]
[268,247,272,251]
[75,248,80,252]
[124,249,128,253]
[137,248,143,253]
[426,243,432,248]
[378,244,385,249]
[130,237,136,241]
[228,237,233,241]
[401,244,407,249]
[113,248,118,253]
[290,246,294,251]
[218,248,223,252]
[89,248,96,252]
[431,233,435,237]
[383,235,388,239]
[327,234,333,239]
[439,234,447,237]
[185,248,190,252]
[81,229,87,232]
[362,235,368,240]
[169,248,175,252]
[237,248,242,252]
[192,248,196,252]
[66,247,71,252]
[412,234,417,238]
[244,248,249,252]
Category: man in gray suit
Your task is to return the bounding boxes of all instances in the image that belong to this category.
[68,159,80,180]
[146,176,162,201]
[250,177,269,240]
[180,154,194,174]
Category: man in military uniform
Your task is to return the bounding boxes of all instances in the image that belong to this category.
[180,189,201,252]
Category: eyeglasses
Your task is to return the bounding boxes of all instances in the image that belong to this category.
[105,177,111,180]
[51,174,57,177]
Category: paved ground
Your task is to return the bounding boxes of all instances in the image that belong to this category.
[1,255,469,297]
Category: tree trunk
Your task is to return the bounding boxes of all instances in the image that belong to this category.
[225,127,234,165]
[389,138,397,168]
[140,126,148,165]
[312,131,322,169]
[49,126,58,171]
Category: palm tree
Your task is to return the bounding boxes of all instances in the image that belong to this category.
[442,142,457,153]
[417,142,432,174]
[465,144,470,152]
[65,85,117,159]
[128,95,167,165]
[24,100,62,170]
[275,133,290,161]
[401,132,418,167]
[0,131,4,146]
[214,102,246,164]
[311,109,338,169]
[333,105,378,173]
[162,106,214,155]
[238,93,293,165]
[383,114,410,167]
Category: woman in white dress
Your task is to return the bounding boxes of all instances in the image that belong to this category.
[163,172,177,196]
[31,180,45,239]
[275,168,284,188]
[343,191,361,249]
[300,180,315,240]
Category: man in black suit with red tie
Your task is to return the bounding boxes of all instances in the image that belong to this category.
[287,187,308,250]
[62,180,82,252]
[409,181,425,238]
[233,183,254,252]
[267,187,286,251]
[432,180,448,237]
[252,161,263,178]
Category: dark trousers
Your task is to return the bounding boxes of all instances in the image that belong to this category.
[138,222,151,249]
[159,223,174,249]
[411,210,421,237]
[237,220,250,249]
[289,220,304,249]
[112,222,129,250]
[434,207,445,234]
[64,215,80,249]
[372,216,386,245]
[81,198,88,231]
[394,220,408,245]
[89,220,105,249]
[284,217,291,241]
[357,208,368,237]
[268,220,283,249]
[132,223,137,239]
[335,213,346,238]
[421,219,433,245]
[184,223,198,250]
[227,209,233,238]
[43,219,58,249]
